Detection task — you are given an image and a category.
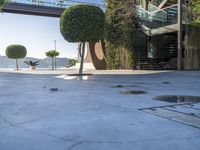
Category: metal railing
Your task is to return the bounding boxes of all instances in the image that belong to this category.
[151,0,165,7]
[136,4,178,29]
[148,3,160,12]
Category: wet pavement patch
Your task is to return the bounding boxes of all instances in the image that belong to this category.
[112,85,138,88]
[163,81,171,84]
[154,95,200,103]
[50,88,59,92]
[68,74,92,76]
[119,90,147,95]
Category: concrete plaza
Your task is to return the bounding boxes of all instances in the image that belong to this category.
[0,69,200,150]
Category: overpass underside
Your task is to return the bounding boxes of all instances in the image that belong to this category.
[2,0,104,17]
[2,2,64,17]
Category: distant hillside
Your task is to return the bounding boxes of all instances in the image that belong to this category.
[0,55,70,68]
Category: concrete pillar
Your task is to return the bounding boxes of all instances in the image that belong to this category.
[177,0,183,70]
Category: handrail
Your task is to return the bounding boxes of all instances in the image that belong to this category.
[136,3,179,30]
[161,4,177,11]
[137,3,177,15]
[150,4,177,14]
[151,0,165,6]
[148,3,162,12]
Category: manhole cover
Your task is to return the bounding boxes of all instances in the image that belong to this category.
[154,95,200,103]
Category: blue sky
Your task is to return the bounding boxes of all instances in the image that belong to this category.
[0,13,78,59]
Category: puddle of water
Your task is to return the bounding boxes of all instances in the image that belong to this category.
[119,90,147,95]
[55,75,89,80]
[112,85,138,88]
[154,95,200,103]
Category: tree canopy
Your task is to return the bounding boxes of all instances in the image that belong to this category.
[5,44,27,59]
[45,50,59,58]
[60,4,105,43]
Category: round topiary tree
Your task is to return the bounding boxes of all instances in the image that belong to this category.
[5,44,27,70]
[60,4,105,75]
[45,50,59,70]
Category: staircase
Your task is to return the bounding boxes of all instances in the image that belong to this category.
[136,57,163,70]
[135,0,180,70]
[154,35,177,61]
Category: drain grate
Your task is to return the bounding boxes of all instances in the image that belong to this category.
[140,104,200,128]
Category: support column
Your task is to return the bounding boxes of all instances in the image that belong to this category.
[177,0,183,70]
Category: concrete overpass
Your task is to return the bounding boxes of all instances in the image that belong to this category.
[2,0,105,17]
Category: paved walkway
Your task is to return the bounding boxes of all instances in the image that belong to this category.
[0,70,200,150]
[0,68,169,75]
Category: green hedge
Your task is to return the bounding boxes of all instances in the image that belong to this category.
[104,0,136,69]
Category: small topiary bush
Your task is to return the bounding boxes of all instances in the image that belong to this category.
[5,44,27,70]
[45,50,59,70]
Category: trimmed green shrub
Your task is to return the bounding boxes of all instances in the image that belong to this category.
[60,4,105,74]
[5,44,27,70]
[45,50,59,70]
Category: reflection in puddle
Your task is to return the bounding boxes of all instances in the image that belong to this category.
[120,90,147,95]
[154,95,200,103]
[55,75,89,80]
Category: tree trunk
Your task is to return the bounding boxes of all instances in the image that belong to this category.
[79,42,85,75]
[55,57,56,70]
[52,57,54,70]
[16,59,19,70]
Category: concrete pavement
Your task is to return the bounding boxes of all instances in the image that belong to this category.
[0,70,200,150]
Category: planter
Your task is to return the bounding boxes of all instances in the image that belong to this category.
[30,66,36,70]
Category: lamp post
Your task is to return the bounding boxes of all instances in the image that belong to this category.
[177,0,183,70]
[54,40,57,69]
